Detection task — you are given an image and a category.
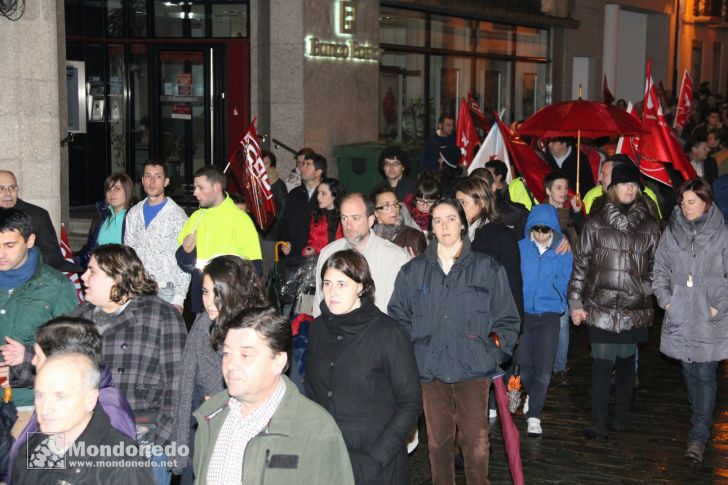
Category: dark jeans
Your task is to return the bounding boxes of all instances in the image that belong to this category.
[681,361,720,445]
[421,378,491,485]
[518,313,560,419]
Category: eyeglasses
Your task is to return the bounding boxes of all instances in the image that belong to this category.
[532,225,552,234]
[416,198,436,206]
[0,185,18,193]
[383,161,402,168]
[375,202,400,212]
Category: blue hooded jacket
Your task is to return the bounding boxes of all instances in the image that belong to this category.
[518,204,573,315]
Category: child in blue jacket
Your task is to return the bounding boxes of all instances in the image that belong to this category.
[517,204,573,437]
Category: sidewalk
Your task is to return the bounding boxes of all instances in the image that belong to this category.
[409,323,727,484]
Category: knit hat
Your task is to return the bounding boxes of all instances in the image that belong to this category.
[609,162,643,189]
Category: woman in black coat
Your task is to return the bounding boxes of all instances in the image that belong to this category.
[304,250,422,485]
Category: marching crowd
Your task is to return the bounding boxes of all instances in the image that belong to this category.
[0,85,727,485]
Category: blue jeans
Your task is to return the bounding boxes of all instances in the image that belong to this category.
[681,361,720,445]
[552,312,570,373]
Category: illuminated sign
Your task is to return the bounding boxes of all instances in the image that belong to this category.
[339,1,356,34]
[306,37,382,62]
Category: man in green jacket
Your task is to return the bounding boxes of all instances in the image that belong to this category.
[192,307,354,485]
[0,208,79,437]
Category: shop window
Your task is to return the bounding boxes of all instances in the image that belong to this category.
[65,0,82,35]
[130,44,150,181]
[429,55,472,128]
[516,26,548,58]
[713,42,722,94]
[476,58,512,121]
[83,0,106,36]
[130,0,148,36]
[379,52,426,144]
[476,22,514,56]
[190,3,206,37]
[155,0,185,37]
[379,7,426,47]
[692,40,703,85]
[431,15,472,51]
[211,3,248,37]
[108,44,127,174]
[107,0,124,36]
[515,62,547,121]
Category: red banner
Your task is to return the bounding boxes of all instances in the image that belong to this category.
[60,224,84,303]
[224,119,277,231]
[456,98,480,168]
[674,70,694,132]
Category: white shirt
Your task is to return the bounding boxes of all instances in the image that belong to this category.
[313,230,411,317]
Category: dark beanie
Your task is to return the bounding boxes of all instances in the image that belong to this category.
[609,162,642,189]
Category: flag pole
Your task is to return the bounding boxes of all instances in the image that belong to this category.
[576,85,583,197]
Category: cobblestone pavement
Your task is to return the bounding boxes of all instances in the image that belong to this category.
[409,323,728,484]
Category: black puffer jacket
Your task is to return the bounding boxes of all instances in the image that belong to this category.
[568,197,660,333]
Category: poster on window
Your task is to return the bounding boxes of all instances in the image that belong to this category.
[380,71,399,139]
[522,72,538,118]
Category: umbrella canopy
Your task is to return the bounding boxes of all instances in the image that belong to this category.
[517,99,644,139]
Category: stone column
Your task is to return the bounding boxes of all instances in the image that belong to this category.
[0,0,63,230]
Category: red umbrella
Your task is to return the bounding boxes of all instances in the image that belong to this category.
[517,97,644,195]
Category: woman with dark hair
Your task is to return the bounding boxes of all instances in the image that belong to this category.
[389,199,520,485]
[305,249,421,485]
[371,186,426,256]
[172,255,268,481]
[456,177,523,317]
[653,178,728,463]
[2,316,136,484]
[568,163,660,441]
[75,172,137,269]
[305,177,345,255]
[372,146,416,201]
[404,177,440,235]
[70,243,187,485]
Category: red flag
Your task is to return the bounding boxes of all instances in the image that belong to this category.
[640,60,697,181]
[617,103,673,186]
[602,75,615,105]
[456,97,480,168]
[674,70,694,131]
[224,118,277,231]
[467,91,488,131]
[493,114,553,202]
[60,224,84,303]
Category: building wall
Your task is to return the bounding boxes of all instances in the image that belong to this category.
[0,0,63,230]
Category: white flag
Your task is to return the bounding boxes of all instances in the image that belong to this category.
[468,122,512,182]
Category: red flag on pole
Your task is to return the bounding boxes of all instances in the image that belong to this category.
[602,75,615,105]
[640,60,697,182]
[466,91,488,131]
[60,224,84,303]
[456,97,480,168]
[224,118,277,231]
[674,70,694,132]
[493,114,553,202]
[617,103,673,186]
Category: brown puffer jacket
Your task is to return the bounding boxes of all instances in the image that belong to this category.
[568,197,661,334]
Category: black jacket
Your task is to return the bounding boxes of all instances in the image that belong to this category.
[544,147,596,194]
[305,297,422,485]
[568,197,660,335]
[495,190,529,237]
[388,237,521,383]
[279,184,317,267]
[471,222,524,319]
[12,404,153,485]
[15,198,81,273]
[372,176,416,202]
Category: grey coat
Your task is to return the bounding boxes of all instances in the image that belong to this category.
[653,204,728,362]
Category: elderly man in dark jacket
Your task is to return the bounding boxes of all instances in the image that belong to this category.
[388,198,520,485]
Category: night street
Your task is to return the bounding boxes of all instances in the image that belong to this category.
[409,323,728,484]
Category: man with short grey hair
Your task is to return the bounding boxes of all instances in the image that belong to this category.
[11,352,153,484]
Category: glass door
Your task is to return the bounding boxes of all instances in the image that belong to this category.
[157,49,210,197]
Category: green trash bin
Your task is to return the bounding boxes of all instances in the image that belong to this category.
[333,142,422,195]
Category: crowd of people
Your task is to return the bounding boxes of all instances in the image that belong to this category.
[0,85,727,484]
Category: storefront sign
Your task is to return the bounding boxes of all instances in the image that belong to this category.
[171,104,192,120]
[306,37,382,62]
